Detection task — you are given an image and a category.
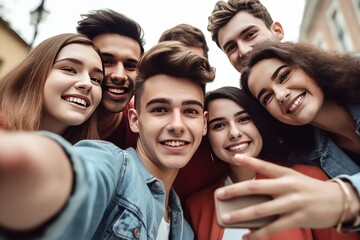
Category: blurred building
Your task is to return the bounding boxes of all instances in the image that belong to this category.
[0,17,29,79]
[299,0,360,54]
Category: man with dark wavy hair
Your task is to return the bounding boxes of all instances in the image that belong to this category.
[77,9,145,149]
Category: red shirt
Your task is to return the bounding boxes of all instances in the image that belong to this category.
[102,102,137,150]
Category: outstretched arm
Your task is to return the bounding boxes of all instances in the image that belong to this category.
[0,131,73,231]
[215,154,360,240]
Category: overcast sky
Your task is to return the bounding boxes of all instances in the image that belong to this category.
[1,0,305,91]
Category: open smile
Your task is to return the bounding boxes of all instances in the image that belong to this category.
[286,92,306,113]
[63,96,90,107]
[103,86,129,95]
[226,142,250,152]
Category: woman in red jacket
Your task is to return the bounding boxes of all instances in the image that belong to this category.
[185,86,359,240]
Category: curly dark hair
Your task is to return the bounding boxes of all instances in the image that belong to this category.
[241,41,360,104]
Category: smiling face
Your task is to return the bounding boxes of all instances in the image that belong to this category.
[247,58,324,125]
[129,75,207,171]
[42,43,103,133]
[93,34,142,113]
[207,98,263,165]
[218,11,283,72]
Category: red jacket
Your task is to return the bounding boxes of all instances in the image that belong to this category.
[185,164,360,240]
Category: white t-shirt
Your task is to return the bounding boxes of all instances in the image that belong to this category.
[156,217,170,240]
[222,176,250,240]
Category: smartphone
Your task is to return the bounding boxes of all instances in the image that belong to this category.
[214,193,277,228]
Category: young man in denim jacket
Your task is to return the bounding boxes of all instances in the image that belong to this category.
[0,41,215,240]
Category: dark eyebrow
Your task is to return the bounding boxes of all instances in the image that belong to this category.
[100,52,114,58]
[257,64,289,101]
[146,98,204,109]
[125,58,139,65]
[146,98,170,108]
[271,64,289,80]
[234,110,247,117]
[208,110,247,125]
[101,52,139,64]
[208,117,225,126]
[182,100,204,110]
[222,25,257,50]
[257,88,266,102]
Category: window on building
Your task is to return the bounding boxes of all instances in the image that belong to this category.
[329,6,353,52]
[352,0,360,24]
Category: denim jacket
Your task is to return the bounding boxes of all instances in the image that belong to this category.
[5,133,193,240]
[308,104,360,188]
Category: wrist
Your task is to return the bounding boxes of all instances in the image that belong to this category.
[344,182,360,222]
[330,178,360,232]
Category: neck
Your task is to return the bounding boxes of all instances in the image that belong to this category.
[312,99,360,154]
[98,107,123,139]
[311,99,355,137]
[229,165,256,183]
[40,116,68,135]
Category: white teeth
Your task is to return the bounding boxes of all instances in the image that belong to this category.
[108,88,124,94]
[289,94,304,112]
[65,97,87,107]
[229,143,248,150]
[164,141,185,147]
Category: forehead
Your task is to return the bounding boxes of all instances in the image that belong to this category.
[208,98,244,118]
[248,58,285,89]
[56,43,101,64]
[141,74,204,106]
[218,11,270,48]
[92,33,141,59]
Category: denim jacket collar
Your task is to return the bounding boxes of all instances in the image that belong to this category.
[126,147,192,239]
[306,103,360,178]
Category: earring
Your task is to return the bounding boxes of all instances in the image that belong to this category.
[210,152,216,162]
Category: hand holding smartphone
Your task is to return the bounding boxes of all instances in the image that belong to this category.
[214,193,277,228]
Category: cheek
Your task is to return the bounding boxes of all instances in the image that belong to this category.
[266,104,282,118]
[93,87,103,105]
[129,72,137,80]
[229,54,238,63]
[208,132,224,152]
[254,135,263,155]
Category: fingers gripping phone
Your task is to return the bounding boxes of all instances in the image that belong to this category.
[214,194,277,228]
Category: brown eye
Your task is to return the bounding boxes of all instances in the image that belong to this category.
[263,93,273,106]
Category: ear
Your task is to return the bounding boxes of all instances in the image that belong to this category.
[202,111,208,136]
[128,108,140,133]
[270,22,284,41]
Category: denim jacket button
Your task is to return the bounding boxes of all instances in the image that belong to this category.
[174,217,179,223]
[133,227,141,238]
[154,181,160,188]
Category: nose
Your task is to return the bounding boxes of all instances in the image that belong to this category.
[228,123,242,140]
[167,111,185,135]
[237,42,252,59]
[110,63,128,83]
[274,87,290,104]
[75,75,92,93]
